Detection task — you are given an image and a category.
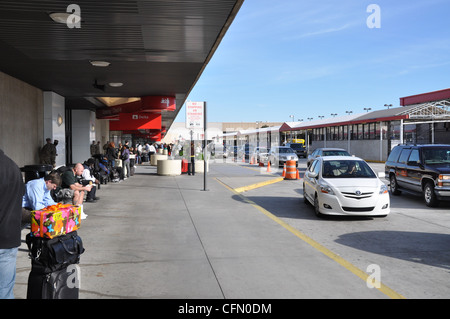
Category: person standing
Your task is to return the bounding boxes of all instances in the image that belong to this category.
[103,141,109,155]
[52,140,59,166]
[106,142,117,168]
[121,145,130,179]
[0,149,25,299]
[189,141,195,176]
[96,141,101,155]
[90,140,97,156]
[39,138,57,167]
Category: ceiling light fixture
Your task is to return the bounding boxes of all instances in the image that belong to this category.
[108,82,123,87]
[49,12,72,24]
[90,60,110,67]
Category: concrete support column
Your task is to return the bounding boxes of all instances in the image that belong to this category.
[43,92,65,167]
[71,109,96,164]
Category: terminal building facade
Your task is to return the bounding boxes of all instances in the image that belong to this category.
[182,88,450,162]
[288,88,450,161]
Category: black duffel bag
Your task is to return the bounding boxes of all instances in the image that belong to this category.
[26,231,85,274]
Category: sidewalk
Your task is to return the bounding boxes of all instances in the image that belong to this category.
[13,162,388,299]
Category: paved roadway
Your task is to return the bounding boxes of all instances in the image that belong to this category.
[234,159,450,299]
[13,158,450,299]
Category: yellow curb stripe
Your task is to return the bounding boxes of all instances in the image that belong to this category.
[215,177,406,300]
[234,177,284,193]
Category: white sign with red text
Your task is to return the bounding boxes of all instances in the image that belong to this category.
[186,101,204,129]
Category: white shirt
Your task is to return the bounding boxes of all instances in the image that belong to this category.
[82,167,96,182]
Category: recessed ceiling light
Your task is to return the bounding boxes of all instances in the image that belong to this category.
[90,60,111,67]
[108,82,123,87]
[49,12,71,24]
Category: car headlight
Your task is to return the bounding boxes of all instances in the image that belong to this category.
[319,182,335,195]
[438,174,450,187]
[379,184,388,194]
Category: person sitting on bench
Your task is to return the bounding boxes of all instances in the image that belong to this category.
[61,163,92,219]
[21,171,61,226]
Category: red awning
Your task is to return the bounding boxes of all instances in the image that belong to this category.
[400,88,450,106]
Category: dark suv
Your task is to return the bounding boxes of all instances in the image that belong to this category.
[385,144,450,207]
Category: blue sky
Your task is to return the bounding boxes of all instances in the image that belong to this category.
[177,0,450,124]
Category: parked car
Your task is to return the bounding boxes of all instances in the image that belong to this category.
[385,144,450,207]
[307,148,351,167]
[303,156,389,217]
[285,143,306,158]
[267,146,298,167]
[251,146,268,162]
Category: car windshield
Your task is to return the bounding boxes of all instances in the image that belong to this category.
[422,148,450,164]
[289,144,304,150]
[322,150,350,156]
[278,148,294,154]
[322,160,376,178]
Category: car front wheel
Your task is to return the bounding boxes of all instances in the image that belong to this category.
[423,182,439,207]
[314,194,323,218]
[390,174,401,195]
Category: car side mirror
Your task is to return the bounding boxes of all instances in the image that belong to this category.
[307,171,318,178]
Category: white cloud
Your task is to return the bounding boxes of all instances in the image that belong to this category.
[286,23,353,40]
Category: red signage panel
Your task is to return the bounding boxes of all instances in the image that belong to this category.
[141,96,176,111]
[97,96,175,119]
[119,113,161,130]
[109,113,161,130]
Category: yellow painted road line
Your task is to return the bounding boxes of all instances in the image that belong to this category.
[215,177,406,299]
[234,177,284,193]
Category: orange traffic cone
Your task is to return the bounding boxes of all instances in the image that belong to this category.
[296,169,300,180]
[282,163,286,177]
[266,161,271,172]
[250,156,254,165]
[242,155,245,163]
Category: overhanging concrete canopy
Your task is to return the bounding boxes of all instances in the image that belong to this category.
[0,0,244,133]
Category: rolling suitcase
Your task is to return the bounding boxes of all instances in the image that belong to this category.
[26,231,84,299]
[27,266,80,299]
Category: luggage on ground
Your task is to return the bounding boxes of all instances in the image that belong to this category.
[26,231,84,299]
[27,266,80,299]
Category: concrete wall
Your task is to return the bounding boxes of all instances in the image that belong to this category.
[0,71,109,168]
[0,71,43,168]
[72,109,96,164]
